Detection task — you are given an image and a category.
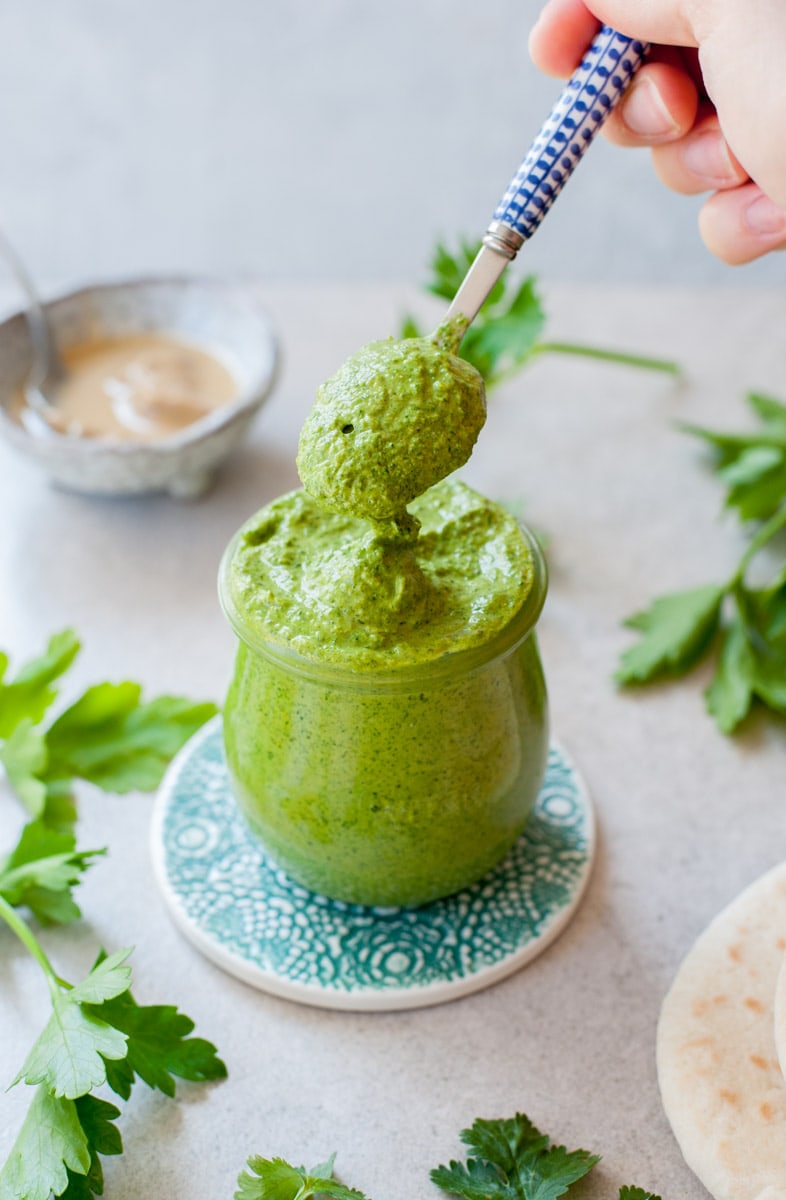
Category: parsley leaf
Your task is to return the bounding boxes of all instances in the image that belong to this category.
[44,686,218,794]
[618,1190,661,1200]
[59,1096,123,1200]
[236,1157,369,1200]
[0,1087,90,1200]
[12,949,133,1099]
[616,584,725,684]
[0,819,104,925]
[431,1114,599,1200]
[0,631,80,739]
[0,720,48,817]
[88,981,227,1100]
[704,615,755,733]
[0,630,217,836]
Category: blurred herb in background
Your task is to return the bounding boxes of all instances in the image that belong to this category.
[400,238,680,387]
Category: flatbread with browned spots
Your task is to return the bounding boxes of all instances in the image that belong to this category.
[774,951,786,1085]
[657,861,786,1200]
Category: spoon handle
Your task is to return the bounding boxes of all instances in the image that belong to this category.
[446,26,649,326]
[490,26,649,253]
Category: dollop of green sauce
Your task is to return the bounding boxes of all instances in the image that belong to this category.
[296,326,486,522]
[227,477,535,668]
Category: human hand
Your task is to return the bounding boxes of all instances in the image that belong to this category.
[529,0,786,264]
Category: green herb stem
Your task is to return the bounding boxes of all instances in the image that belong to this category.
[0,893,61,994]
[729,504,786,588]
[531,340,681,375]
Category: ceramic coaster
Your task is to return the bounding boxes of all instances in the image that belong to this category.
[152,716,595,1011]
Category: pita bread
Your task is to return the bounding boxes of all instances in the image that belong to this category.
[657,861,786,1200]
[774,952,786,1085]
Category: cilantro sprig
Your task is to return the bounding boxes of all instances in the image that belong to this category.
[617,393,786,732]
[0,629,223,1198]
[236,1113,661,1200]
[401,239,679,387]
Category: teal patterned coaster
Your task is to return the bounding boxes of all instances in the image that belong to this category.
[152,717,595,1011]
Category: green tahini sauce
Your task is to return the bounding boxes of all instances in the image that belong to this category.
[296,328,485,522]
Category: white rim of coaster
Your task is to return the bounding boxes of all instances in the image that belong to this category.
[151,716,596,1012]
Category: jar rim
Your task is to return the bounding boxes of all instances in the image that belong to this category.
[218,517,548,688]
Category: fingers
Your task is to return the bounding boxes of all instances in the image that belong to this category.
[601,57,699,145]
[699,184,786,265]
[651,112,748,194]
[533,0,698,47]
[529,0,601,77]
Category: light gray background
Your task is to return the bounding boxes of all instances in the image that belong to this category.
[1,0,783,293]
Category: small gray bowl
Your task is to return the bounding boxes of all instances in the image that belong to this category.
[0,277,279,497]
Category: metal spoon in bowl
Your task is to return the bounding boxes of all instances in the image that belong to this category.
[0,228,83,435]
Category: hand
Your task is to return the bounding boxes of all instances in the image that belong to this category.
[529,0,786,264]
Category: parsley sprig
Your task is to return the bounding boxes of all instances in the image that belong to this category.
[0,629,224,1199]
[236,1113,661,1200]
[0,908,226,1200]
[617,393,786,732]
[401,239,679,387]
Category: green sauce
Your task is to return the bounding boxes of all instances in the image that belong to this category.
[225,479,534,667]
[296,330,485,521]
[221,330,549,907]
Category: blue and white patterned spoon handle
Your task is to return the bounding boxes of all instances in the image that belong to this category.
[446,26,649,326]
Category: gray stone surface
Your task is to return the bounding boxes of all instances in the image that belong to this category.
[1,281,785,1199]
[0,0,784,290]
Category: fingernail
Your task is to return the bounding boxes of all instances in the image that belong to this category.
[744,194,786,237]
[621,76,679,137]
[681,130,739,185]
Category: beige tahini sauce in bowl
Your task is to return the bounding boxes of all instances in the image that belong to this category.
[17,332,238,440]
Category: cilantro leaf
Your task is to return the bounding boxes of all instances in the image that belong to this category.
[88,985,227,1100]
[0,819,104,925]
[0,1086,90,1200]
[44,687,218,793]
[236,1157,369,1200]
[616,584,725,684]
[0,631,80,739]
[619,1189,661,1200]
[59,1096,123,1200]
[12,950,132,1098]
[432,1114,599,1200]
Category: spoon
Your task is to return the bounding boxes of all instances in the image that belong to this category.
[445,26,649,329]
[0,229,82,435]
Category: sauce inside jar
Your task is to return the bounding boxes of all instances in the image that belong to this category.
[19,332,238,440]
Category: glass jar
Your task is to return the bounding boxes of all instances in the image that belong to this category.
[219,523,549,908]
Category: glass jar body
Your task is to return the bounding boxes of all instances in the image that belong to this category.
[222,620,549,908]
